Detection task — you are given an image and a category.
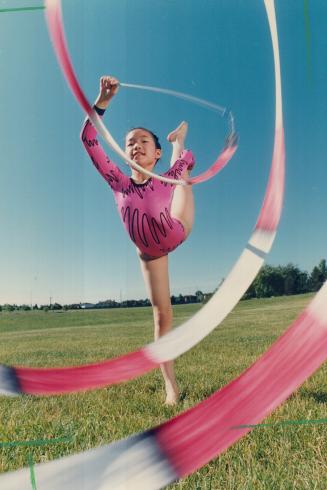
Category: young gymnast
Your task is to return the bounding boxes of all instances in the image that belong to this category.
[81,76,195,404]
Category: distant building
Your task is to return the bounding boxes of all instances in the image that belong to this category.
[80,303,96,309]
[183,295,197,303]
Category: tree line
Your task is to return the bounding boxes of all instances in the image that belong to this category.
[0,291,205,312]
[1,259,326,312]
[242,259,327,300]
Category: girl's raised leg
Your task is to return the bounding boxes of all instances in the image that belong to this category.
[168,121,195,237]
[138,254,179,405]
[168,121,188,166]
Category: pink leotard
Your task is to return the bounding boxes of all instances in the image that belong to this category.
[81,118,195,259]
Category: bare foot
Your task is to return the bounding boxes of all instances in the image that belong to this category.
[164,385,180,406]
[167,121,188,144]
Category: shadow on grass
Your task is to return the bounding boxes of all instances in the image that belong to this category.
[303,390,327,404]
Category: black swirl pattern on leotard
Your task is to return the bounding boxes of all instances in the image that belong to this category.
[121,206,175,250]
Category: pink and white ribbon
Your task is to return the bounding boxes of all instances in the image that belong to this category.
[2,272,327,488]
[0,0,285,397]
[44,0,237,186]
[3,2,323,490]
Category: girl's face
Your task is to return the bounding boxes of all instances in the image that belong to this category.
[125,129,162,169]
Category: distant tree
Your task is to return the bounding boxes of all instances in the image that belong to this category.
[243,263,310,300]
[50,303,62,310]
[252,265,284,298]
[65,303,81,310]
[2,304,15,312]
[309,259,327,292]
[96,299,119,309]
[309,266,321,291]
[298,271,310,293]
[281,263,309,295]
[20,305,31,311]
[195,290,204,302]
[243,282,256,300]
[318,259,327,283]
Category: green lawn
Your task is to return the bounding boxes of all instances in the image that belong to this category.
[0,294,326,489]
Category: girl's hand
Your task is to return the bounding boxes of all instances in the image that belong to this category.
[95,75,120,109]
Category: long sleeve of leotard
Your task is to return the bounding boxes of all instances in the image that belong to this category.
[163,150,195,180]
[80,117,129,193]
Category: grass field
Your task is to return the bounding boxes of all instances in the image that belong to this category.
[0,294,327,489]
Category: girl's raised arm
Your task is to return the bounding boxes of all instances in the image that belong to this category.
[95,75,120,110]
[80,76,128,192]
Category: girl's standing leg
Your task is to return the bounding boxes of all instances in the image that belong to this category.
[168,121,195,237]
[139,254,179,405]
[137,122,194,405]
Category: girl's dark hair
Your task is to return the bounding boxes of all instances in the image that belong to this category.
[128,127,161,150]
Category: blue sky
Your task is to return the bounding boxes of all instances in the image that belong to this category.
[0,1,326,305]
